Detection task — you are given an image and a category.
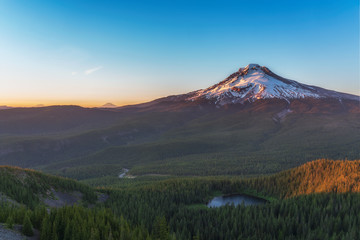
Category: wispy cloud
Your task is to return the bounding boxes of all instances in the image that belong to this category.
[84,66,103,75]
[71,71,78,76]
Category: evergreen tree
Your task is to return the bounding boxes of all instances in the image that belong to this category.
[5,215,14,229]
[153,216,169,240]
[40,216,50,240]
[22,213,34,236]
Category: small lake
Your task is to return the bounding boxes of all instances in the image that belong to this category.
[207,194,267,208]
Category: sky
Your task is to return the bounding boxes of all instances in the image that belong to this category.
[0,0,359,107]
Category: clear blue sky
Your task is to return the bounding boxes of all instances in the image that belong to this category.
[0,0,358,106]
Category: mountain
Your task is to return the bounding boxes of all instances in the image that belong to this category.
[124,64,359,114]
[187,64,359,104]
[100,102,118,108]
[0,64,358,179]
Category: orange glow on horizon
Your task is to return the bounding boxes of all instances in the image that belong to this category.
[0,98,153,108]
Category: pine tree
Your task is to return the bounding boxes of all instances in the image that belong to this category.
[153,216,169,240]
[63,222,71,240]
[89,228,100,240]
[108,228,114,240]
[193,231,200,240]
[22,213,34,236]
[6,215,14,229]
[51,221,59,240]
[40,217,50,240]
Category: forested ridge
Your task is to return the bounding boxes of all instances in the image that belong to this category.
[2,104,359,179]
[0,166,97,208]
[0,160,360,239]
[245,159,360,198]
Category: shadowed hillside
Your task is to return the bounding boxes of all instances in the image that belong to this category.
[0,166,98,208]
[0,98,359,180]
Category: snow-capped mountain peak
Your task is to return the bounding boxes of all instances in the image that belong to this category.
[187,64,358,105]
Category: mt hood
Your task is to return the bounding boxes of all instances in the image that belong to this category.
[186,64,359,105]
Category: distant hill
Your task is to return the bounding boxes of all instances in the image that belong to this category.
[0,105,124,135]
[0,105,12,110]
[34,104,45,107]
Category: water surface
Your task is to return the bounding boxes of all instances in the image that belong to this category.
[207,194,266,208]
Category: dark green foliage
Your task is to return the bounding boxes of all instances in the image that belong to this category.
[1,160,360,239]
[40,206,152,240]
[1,104,359,179]
[182,194,360,239]
[153,216,169,240]
[81,175,174,189]
[0,166,97,208]
[57,109,360,178]
[5,214,14,229]
[102,160,360,240]
[52,164,124,180]
[104,179,360,240]
[22,213,34,236]
[0,203,153,240]
[0,167,41,208]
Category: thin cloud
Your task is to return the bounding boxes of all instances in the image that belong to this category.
[71,71,78,75]
[84,66,103,75]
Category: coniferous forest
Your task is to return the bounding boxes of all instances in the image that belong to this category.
[0,159,359,239]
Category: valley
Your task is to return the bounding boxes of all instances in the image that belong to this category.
[0,99,359,181]
[0,64,359,239]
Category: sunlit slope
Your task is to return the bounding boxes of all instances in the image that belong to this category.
[248,159,360,198]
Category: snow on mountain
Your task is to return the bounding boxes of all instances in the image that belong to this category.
[187,64,359,105]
